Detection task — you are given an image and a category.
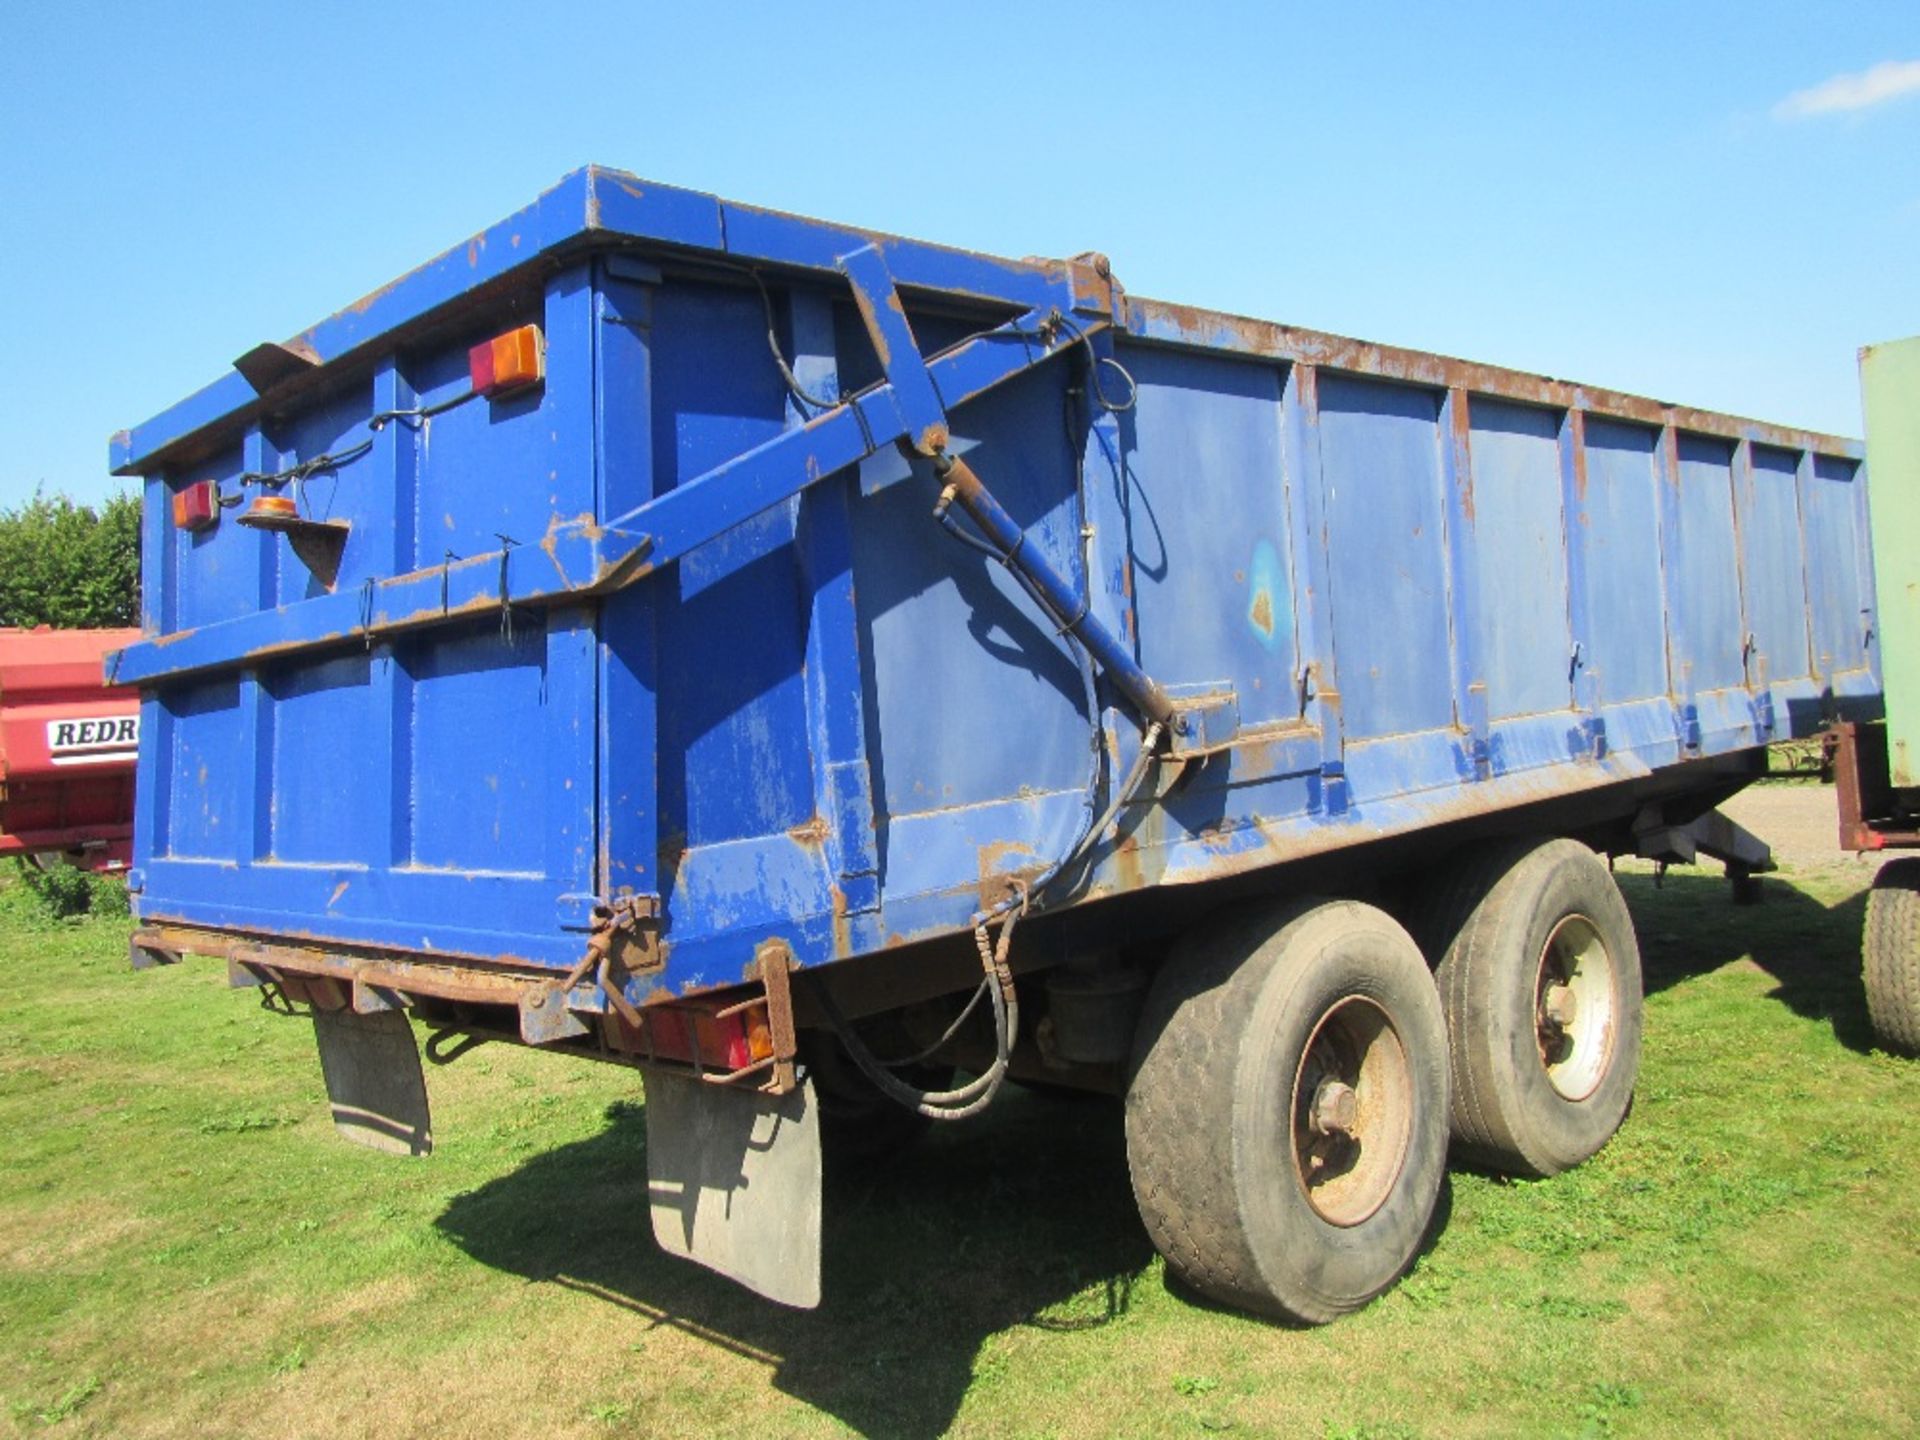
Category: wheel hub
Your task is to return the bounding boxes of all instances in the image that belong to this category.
[1289,996,1413,1227]
[1309,1078,1358,1137]
[1540,982,1577,1030]
[1533,914,1617,1102]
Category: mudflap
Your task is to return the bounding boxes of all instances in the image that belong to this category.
[311,1007,434,1157]
[644,1070,822,1308]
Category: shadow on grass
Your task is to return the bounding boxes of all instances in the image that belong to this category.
[436,1085,1153,1439]
[1617,867,1875,1052]
[434,868,1869,1434]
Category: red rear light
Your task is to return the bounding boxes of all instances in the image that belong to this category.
[468,324,544,398]
[172,480,219,531]
[602,998,774,1073]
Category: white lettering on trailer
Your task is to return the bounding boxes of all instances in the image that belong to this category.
[44,715,139,766]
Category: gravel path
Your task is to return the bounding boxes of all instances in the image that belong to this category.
[1720,781,1890,874]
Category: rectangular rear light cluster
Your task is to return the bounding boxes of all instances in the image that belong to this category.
[172,479,219,531]
[469,323,544,398]
[604,998,774,1074]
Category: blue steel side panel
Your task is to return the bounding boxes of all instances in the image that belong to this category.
[790,290,885,941]
[1577,420,1669,706]
[1743,445,1813,689]
[171,442,251,632]
[267,654,376,863]
[1465,399,1572,721]
[1805,455,1870,684]
[165,678,243,857]
[408,347,560,572]
[1670,435,1746,696]
[1122,346,1300,730]
[649,281,811,849]
[406,622,549,873]
[850,350,1086,821]
[1316,375,1453,740]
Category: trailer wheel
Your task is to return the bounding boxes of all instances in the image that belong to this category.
[1864,859,1920,1056]
[1410,838,1642,1177]
[1126,899,1448,1324]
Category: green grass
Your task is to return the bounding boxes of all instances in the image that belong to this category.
[1,854,1915,1439]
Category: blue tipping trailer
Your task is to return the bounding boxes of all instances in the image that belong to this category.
[113,166,1880,1320]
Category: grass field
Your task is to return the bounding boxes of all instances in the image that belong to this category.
[2,811,1916,1438]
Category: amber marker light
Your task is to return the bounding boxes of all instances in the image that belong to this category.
[171,479,220,531]
[468,323,545,398]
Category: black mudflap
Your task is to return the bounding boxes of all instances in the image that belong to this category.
[645,1071,821,1308]
[311,1007,434,1156]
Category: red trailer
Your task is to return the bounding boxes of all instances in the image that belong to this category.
[0,627,140,871]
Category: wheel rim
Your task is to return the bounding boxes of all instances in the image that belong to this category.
[1289,995,1414,1227]
[1533,913,1616,1101]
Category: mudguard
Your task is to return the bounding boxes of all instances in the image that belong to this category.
[311,1007,434,1157]
[644,1070,821,1308]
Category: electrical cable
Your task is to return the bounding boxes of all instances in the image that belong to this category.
[236,387,482,492]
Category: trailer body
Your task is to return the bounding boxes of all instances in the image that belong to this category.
[1849,336,1920,1056]
[1857,338,1919,790]
[110,167,1882,1308]
[0,627,140,869]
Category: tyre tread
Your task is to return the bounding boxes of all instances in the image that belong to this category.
[1865,859,1920,1056]
[1409,837,1640,1177]
[1126,906,1280,1311]
[1126,900,1446,1323]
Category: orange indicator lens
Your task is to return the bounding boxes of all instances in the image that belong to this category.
[468,324,545,397]
[172,479,219,531]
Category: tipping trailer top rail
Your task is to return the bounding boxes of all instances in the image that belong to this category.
[112,164,1879,1010]
[112,167,1863,479]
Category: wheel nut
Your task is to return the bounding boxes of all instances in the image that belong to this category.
[1310,1079,1358,1137]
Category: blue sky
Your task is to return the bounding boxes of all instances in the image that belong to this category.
[2,2,1915,509]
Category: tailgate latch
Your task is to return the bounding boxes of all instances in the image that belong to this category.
[522,893,663,1045]
[587,892,663,979]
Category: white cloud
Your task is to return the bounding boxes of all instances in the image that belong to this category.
[1774,59,1920,120]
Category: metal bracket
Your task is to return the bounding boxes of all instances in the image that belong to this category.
[236,508,350,589]
[1578,714,1609,761]
[752,938,801,1094]
[598,941,802,1095]
[129,928,183,970]
[233,339,321,396]
[838,245,950,457]
[590,892,664,976]
[1631,805,1776,875]
[519,893,663,1046]
[1166,684,1240,758]
[977,841,1045,913]
[1676,702,1703,753]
